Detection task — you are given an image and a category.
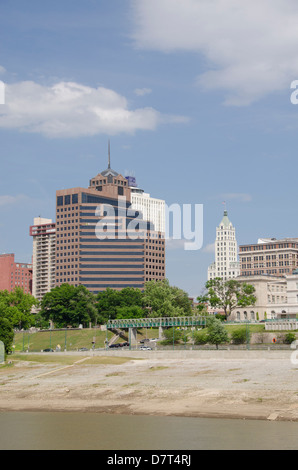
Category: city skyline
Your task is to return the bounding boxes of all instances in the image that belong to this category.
[1,1,298,297]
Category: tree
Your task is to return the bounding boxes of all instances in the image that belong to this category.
[40,284,97,328]
[143,279,192,317]
[0,288,37,329]
[119,287,144,308]
[0,317,14,354]
[161,327,183,345]
[96,287,144,323]
[116,305,145,319]
[200,278,256,320]
[207,317,229,349]
[196,294,209,315]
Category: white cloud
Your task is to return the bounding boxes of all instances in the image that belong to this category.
[134,87,152,96]
[0,194,29,207]
[131,0,298,105]
[221,193,252,203]
[0,80,188,138]
[165,238,187,250]
[203,243,215,254]
[0,66,6,75]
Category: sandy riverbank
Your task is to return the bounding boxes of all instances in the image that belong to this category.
[0,350,297,422]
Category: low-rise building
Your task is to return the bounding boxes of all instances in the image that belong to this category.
[0,253,32,294]
[231,273,298,321]
[239,238,298,277]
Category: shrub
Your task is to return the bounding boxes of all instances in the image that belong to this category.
[0,317,14,354]
[193,329,209,345]
[284,332,296,344]
[160,327,182,345]
[231,327,250,345]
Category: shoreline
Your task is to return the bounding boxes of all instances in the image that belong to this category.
[1,350,298,423]
[0,405,291,423]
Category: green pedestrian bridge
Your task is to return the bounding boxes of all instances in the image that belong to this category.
[107,316,208,330]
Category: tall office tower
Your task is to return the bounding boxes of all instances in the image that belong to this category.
[30,218,56,301]
[208,210,240,281]
[126,175,166,283]
[0,253,32,294]
[239,238,298,277]
[128,182,166,233]
[55,153,165,294]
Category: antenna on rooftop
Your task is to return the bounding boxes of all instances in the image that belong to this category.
[222,200,227,214]
[108,139,111,169]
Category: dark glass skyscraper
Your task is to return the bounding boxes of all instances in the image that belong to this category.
[55,160,165,294]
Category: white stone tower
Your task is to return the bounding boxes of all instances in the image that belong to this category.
[208,209,240,281]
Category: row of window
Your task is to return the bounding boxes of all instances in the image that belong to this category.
[90,178,127,187]
[242,261,292,268]
[146,265,164,269]
[80,238,144,250]
[80,264,143,269]
[85,284,144,290]
[242,269,291,275]
[57,194,78,206]
[79,249,144,255]
[80,271,143,275]
[242,254,292,262]
[80,277,144,282]
[80,257,144,262]
[57,271,78,275]
[57,206,78,213]
[57,236,78,241]
[268,295,286,304]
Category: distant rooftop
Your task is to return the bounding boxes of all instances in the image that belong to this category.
[257,238,298,244]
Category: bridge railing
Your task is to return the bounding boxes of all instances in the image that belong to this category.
[107,316,208,329]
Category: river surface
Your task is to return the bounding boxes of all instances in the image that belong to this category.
[0,412,298,450]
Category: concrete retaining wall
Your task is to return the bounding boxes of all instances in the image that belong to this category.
[265,321,298,331]
[37,349,294,360]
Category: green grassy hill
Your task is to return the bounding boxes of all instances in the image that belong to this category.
[13,329,114,352]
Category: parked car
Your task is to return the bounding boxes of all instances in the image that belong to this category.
[42,348,54,352]
[140,346,152,350]
[109,344,120,348]
[78,347,89,351]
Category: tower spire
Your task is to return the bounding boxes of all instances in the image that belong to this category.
[108,140,111,169]
[223,200,227,215]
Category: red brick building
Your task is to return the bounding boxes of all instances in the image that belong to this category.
[0,253,32,294]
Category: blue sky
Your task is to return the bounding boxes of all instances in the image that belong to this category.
[1,0,298,297]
